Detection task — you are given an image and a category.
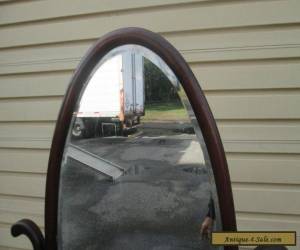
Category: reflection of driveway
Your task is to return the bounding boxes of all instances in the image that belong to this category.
[60,128,213,250]
[73,130,206,170]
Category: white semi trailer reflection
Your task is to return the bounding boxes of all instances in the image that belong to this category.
[72,52,145,138]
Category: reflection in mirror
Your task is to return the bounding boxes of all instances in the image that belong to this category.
[58,45,222,250]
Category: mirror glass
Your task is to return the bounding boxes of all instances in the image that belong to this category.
[58,45,222,250]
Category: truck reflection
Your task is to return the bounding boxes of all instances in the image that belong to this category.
[72,52,144,139]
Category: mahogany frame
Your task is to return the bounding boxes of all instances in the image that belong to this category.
[13,27,238,250]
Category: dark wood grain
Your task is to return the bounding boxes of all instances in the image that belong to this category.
[45,27,238,250]
[11,219,45,250]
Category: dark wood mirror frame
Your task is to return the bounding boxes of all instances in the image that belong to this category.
[11,27,237,250]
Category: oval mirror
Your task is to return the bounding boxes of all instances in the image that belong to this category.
[46,28,236,250]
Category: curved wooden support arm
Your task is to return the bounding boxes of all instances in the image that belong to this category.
[11,219,45,250]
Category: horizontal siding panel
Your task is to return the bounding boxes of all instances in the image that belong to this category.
[0,195,44,216]
[2,25,300,66]
[0,1,300,48]
[0,0,206,25]
[237,212,300,231]
[0,210,43,228]
[193,60,300,91]
[0,225,32,249]
[184,45,300,63]
[0,246,27,250]
[224,140,300,154]
[0,72,71,98]
[0,173,45,197]
[0,195,44,226]
[233,184,300,215]
[0,148,49,173]
[3,46,300,75]
[237,214,300,250]
[0,55,81,75]
[1,26,300,75]
[0,122,54,140]
[228,153,300,184]
[0,41,87,66]
[0,98,62,122]
[218,121,300,141]
[166,25,300,52]
[0,138,50,149]
[206,93,300,119]
[0,122,54,149]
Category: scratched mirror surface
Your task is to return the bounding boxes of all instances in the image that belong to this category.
[58,45,222,250]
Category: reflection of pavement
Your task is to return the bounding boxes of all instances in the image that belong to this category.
[59,127,214,250]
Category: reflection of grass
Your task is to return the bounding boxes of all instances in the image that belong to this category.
[142,102,189,121]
